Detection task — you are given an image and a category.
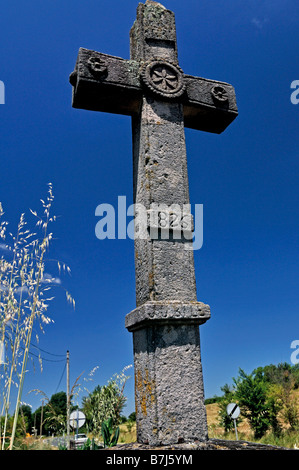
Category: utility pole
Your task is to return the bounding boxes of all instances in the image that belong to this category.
[33,412,37,438]
[40,400,44,438]
[66,350,70,450]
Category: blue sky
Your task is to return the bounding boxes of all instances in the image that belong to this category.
[0,0,299,417]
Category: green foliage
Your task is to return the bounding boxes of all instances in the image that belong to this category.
[125,421,133,433]
[205,396,222,405]
[255,363,299,388]
[247,364,299,433]
[128,411,136,422]
[20,405,33,434]
[217,383,242,433]
[265,384,283,436]
[82,365,131,436]
[49,391,67,416]
[292,364,299,389]
[76,438,92,450]
[32,390,71,436]
[73,437,103,451]
[0,414,24,446]
[45,391,69,435]
[101,418,120,448]
[216,363,299,442]
[89,438,102,450]
[234,368,271,439]
[58,444,68,450]
[259,429,299,449]
[82,382,124,433]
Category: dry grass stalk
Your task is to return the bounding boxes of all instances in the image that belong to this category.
[0,184,74,450]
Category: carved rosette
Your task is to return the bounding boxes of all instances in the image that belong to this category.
[87,54,108,78]
[211,85,228,103]
[140,60,185,99]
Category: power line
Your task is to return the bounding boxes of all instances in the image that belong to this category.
[30,342,65,357]
[55,361,67,393]
[4,333,65,361]
[28,349,66,363]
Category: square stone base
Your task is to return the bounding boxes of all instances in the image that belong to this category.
[126,301,210,445]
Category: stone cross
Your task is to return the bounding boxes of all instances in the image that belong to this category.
[70,1,237,445]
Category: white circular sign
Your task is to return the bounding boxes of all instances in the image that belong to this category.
[69,410,86,429]
[226,403,240,420]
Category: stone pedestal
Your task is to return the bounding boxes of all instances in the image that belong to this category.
[126,301,210,445]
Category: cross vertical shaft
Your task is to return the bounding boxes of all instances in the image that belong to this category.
[132,98,198,305]
[126,2,209,444]
[131,2,198,306]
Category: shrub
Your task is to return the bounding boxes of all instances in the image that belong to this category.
[82,365,132,436]
[234,368,270,439]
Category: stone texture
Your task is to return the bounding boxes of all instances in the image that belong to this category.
[70,17,238,133]
[69,0,238,447]
[131,323,208,445]
[107,439,291,451]
[130,2,178,63]
[125,301,210,331]
[128,3,211,445]
[132,95,197,306]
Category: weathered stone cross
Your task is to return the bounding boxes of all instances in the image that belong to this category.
[70,1,237,445]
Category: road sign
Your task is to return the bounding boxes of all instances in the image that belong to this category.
[226,403,240,420]
[226,403,240,440]
[69,410,86,430]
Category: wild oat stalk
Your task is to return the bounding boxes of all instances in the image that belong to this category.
[29,389,67,436]
[81,365,132,436]
[0,184,74,450]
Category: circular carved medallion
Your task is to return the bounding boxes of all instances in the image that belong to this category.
[211,85,228,102]
[87,55,108,78]
[141,60,185,99]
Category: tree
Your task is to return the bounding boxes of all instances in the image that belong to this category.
[49,391,67,416]
[234,368,271,439]
[19,405,33,434]
[280,373,299,430]
[291,364,299,389]
[45,392,69,435]
[217,383,241,433]
[254,363,299,431]
[264,384,283,436]
[128,412,136,422]
[0,414,24,445]
[32,391,68,436]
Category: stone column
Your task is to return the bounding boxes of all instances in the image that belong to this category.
[126,6,211,443]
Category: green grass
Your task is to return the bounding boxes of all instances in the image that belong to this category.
[208,424,299,449]
[118,422,137,444]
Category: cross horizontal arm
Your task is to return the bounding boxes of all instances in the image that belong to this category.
[70,48,142,116]
[183,75,238,133]
[70,47,238,134]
